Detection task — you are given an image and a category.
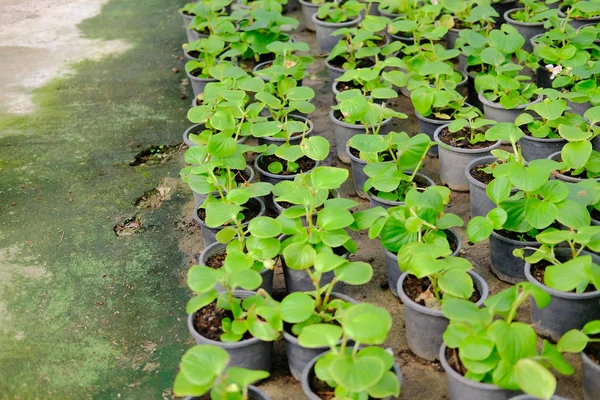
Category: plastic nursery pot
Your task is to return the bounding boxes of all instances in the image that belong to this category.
[434,124,502,192]
[504,8,546,53]
[465,156,498,218]
[331,110,392,164]
[385,229,461,297]
[548,151,600,183]
[182,385,271,400]
[194,197,266,248]
[282,0,300,14]
[257,115,313,147]
[398,270,488,361]
[187,30,209,43]
[415,111,452,157]
[479,94,542,124]
[525,248,600,341]
[184,123,249,148]
[489,230,539,284]
[187,290,274,371]
[273,189,340,226]
[368,172,436,209]
[325,58,345,82]
[567,99,593,116]
[186,69,217,98]
[312,14,363,53]
[281,242,347,293]
[190,166,255,207]
[299,0,320,31]
[440,344,523,400]
[492,0,519,25]
[519,133,566,162]
[200,242,274,294]
[559,6,600,29]
[179,11,194,27]
[283,292,358,381]
[534,61,553,89]
[582,351,600,400]
[254,154,320,187]
[465,68,484,111]
[301,352,403,400]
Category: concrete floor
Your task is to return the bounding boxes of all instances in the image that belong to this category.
[0,0,585,399]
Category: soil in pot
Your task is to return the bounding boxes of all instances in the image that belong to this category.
[438,127,497,149]
[469,162,495,184]
[586,342,600,365]
[402,275,481,307]
[193,302,253,341]
[258,154,316,176]
[445,346,468,376]
[197,198,262,224]
[328,56,375,70]
[530,261,597,293]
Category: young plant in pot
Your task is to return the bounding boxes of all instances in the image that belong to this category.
[279,246,373,379]
[298,303,402,399]
[475,58,542,123]
[173,344,271,400]
[464,121,525,218]
[514,225,600,340]
[559,0,600,28]
[253,40,314,84]
[331,89,406,165]
[440,0,498,50]
[386,1,446,50]
[434,108,502,191]
[440,283,576,400]
[556,320,600,400]
[351,185,463,298]
[504,0,557,52]
[185,0,235,42]
[400,52,467,100]
[186,253,281,371]
[326,20,399,81]
[275,167,362,292]
[347,131,433,204]
[313,0,365,52]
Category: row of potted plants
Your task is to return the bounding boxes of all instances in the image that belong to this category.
[173,1,600,399]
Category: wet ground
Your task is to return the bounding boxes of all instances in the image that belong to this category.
[0,0,584,399]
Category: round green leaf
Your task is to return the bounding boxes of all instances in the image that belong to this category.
[330,355,385,393]
[280,292,315,324]
[334,261,373,285]
[514,359,556,400]
[248,217,282,238]
[298,324,342,348]
[343,304,392,344]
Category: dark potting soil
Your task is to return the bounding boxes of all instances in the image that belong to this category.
[469,163,494,184]
[402,274,481,307]
[591,208,600,221]
[586,341,600,365]
[522,126,559,139]
[309,369,386,400]
[348,147,393,162]
[206,251,227,269]
[329,56,375,70]
[445,346,468,376]
[438,127,496,150]
[193,302,253,341]
[187,50,200,58]
[531,260,597,293]
[495,229,537,242]
[190,68,207,78]
[197,198,261,224]
[337,80,363,93]
[258,154,316,176]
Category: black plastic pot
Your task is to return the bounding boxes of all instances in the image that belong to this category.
[582,350,600,400]
[385,229,461,297]
[257,115,313,147]
[519,135,566,162]
[186,70,216,97]
[283,292,357,380]
[200,242,274,294]
[346,146,369,199]
[559,5,600,28]
[479,94,542,123]
[434,124,502,191]
[325,58,345,82]
[301,352,403,400]
[525,249,600,341]
[190,166,255,207]
[398,270,488,361]
[282,248,346,293]
[368,172,435,209]
[440,344,522,400]
[194,197,266,248]
[313,14,362,53]
[187,290,273,371]
[489,230,539,284]
[254,155,319,187]
[504,8,546,52]
[465,68,484,111]
[332,112,392,164]
[465,156,499,218]
[299,0,319,31]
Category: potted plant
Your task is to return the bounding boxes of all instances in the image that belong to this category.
[440,1,497,50]
[347,131,433,203]
[279,251,371,379]
[327,22,399,81]
[186,252,281,371]
[351,185,463,296]
[186,0,235,42]
[313,0,365,52]
[253,40,314,85]
[515,225,600,340]
[386,1,446,50]
[556,320,600,400]
[559,0,600,28]
[173,344,271,399]
[299,0,324,31]
[275,167,362,292]
[504,0,557,52]
[333,57,403,102]
[434,111,502,191]
[330,90,405,165]
[491,0,520,25]
[299,303,402,399]
[185,40,241,97]
[440,283,575,400]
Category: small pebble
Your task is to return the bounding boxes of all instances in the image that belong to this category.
[172,68,179,73]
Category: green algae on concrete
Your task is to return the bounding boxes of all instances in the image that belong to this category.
[0,0,193,398]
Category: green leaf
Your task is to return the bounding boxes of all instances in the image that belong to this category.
[317,207,354,230]
[343,303,392,344]
[466,216,494,243]
[508,164,549,192]
[486,176,512,205]
[485,123,524,144]
[438,270,474,299]
[282,242,316,270]
[488,320,537,364]
[298,323,342,348]
[555,199,590,229]
[525,197,557,229]
[460,336,495,361]
[216,226,237,244]
[556,329,589,353]
[330,355,385,393]
[280,292,315,324]
[173,371,211,397]
[545,256,591,292]
[301,136,330,161]
[205,203,241,228]
[514,359,556,400]
[367,371,401,399]
[442,298,493,325]
[310,166,349,190]
[334,261,373,285]
[208,133,236,157]
[583,320,600,335]
[248,217,282,238]
[563,140,592,170]
[180,345,229,386]
[188,265,219,293]
[226,367,270,388]
[186,290,218,314]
